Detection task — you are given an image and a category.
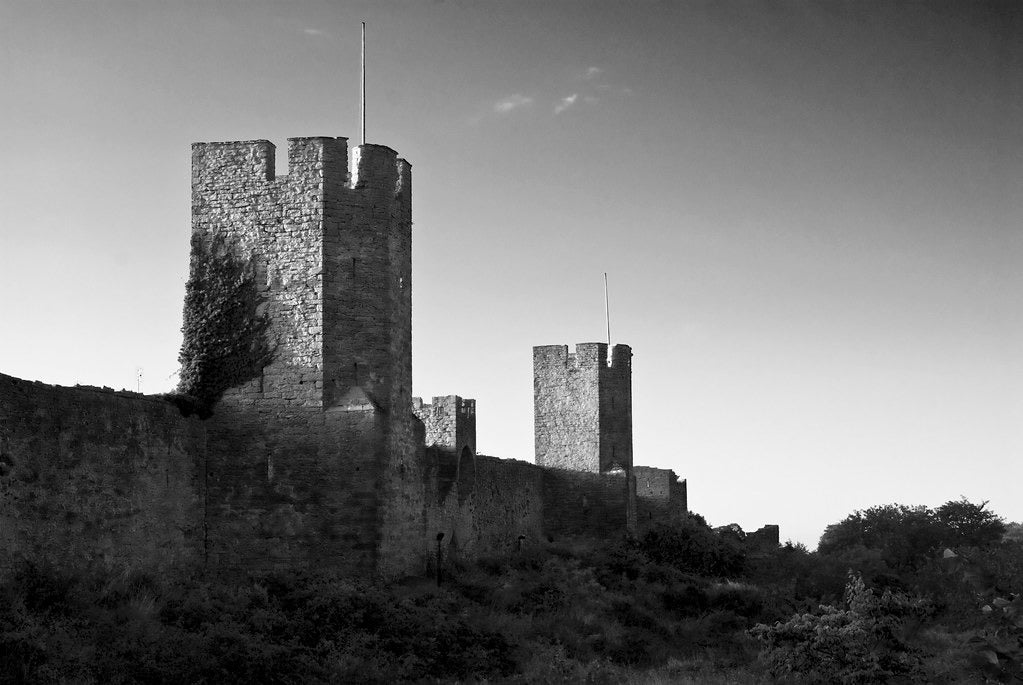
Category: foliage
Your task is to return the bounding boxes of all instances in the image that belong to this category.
[750,573,927,683]
[936,497,1006,549]
[2,503,1020,682]
[175,232,275,417]
[1004,522,1023,544]
[970,593,1023,682]
[818,498,1006,571]
[818,503,942,570]
[634,519,747,578]
[0,566,515,684]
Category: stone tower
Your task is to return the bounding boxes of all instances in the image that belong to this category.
[189,137,424,577]
[533,343,633,473]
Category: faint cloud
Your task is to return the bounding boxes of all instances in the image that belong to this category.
[555,93,579,115]
[494,94,534,114]
[303,28,328,36]
[584,66,603,80]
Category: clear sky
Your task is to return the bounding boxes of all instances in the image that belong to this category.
[1,1,1020,548]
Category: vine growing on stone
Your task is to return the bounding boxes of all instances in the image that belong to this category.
[174,232,274,417]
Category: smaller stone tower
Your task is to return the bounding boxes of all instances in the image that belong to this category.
[412,395,477,458]
[413,395,477,506]
[533,343,633,473]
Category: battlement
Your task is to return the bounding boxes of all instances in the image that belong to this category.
[413,395,476,457]
[191,138,409,197]
[533,343,632,371]
[413,396,476,418]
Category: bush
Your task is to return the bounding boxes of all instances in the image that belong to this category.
[637,520,746,578]
[751,573,927,683]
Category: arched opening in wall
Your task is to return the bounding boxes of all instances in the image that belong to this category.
[434,450,458,505]
[456,445,475,504]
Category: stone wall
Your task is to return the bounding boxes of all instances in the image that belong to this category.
[599,345,633,471]
[0,374,205,581]
[533,343,632,473]
[634,466,687,528]
[748,524,780,549]
[542,467,635,538]
[412,395,476,455]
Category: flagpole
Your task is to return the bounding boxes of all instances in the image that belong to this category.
[361,22,366,146]
[604,272,611,351]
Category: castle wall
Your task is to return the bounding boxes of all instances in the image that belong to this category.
[201,403,386,576]
[0,374,204,580]
[634,466,687,528]
[0,133,697,586]
[425,454,546,565]
[541,467,635,538]
[469,456,545,552]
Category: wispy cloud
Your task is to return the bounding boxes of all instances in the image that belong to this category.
[554,93,579,115]
[303,28,327,36]
[493,94,534,114]
[478,68,625,124]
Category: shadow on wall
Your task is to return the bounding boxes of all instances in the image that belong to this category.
[457,446,475,505]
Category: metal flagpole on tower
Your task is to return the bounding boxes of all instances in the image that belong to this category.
[604,272,612,360]
[361,22,366,145]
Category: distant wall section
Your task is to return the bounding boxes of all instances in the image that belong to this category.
[634,466,687,528]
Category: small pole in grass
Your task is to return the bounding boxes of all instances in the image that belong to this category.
[435,532,445,586]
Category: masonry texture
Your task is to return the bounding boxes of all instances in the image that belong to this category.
[0,374,204,579]
[190,137,421,577]
[634,466,688,527]
[534,343,633,473]
[0,132,778,583]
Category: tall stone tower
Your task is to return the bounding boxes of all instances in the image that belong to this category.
[189,137,423,577]
[533,343,633,473]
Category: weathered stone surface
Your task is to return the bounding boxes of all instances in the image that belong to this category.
[533,343,633,473]
[0,374,204,579]
[191,137,423,578]
[634,465,687,529]
[412,395,476,456]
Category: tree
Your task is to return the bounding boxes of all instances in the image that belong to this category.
[935,498,1005,549]
[818,504,942,570]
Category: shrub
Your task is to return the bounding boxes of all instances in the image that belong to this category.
[637,520,746,578]
[750,573,926,683]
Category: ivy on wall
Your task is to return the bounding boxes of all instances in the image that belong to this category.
[174,233,275,417]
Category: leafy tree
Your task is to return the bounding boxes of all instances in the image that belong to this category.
[818,504,943,570]
[936,498,1006,549]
